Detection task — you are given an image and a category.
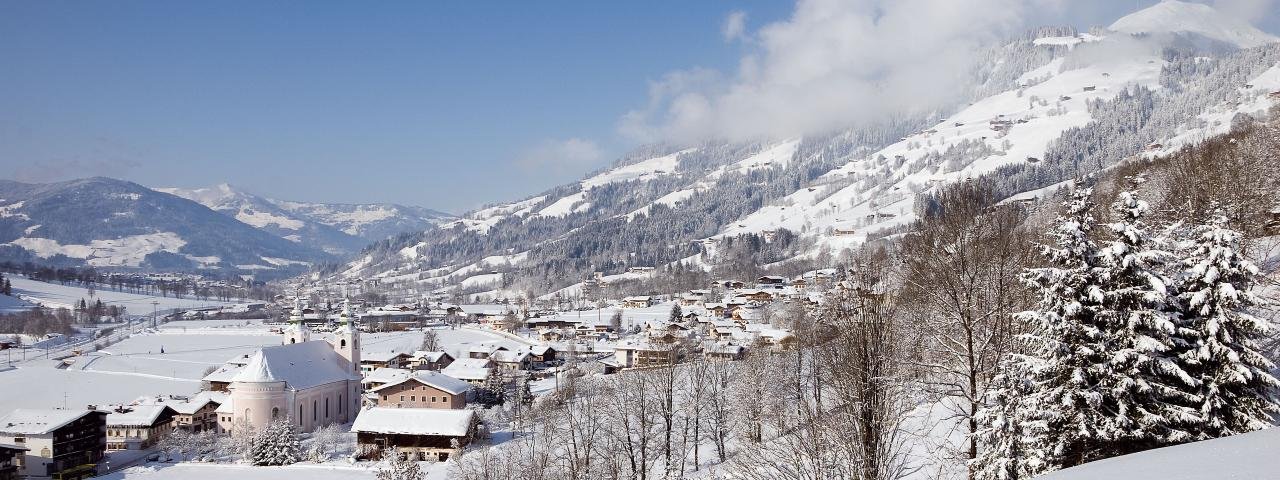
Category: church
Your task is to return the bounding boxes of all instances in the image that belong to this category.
[215,299,363,434]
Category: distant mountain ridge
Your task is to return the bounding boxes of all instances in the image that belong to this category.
[0,178,453,276]
[0,177,326,274]
[156,184,453,255]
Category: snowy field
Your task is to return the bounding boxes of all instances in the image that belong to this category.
[101,462,452,480]
[363,326,531,361]
[1041,427,1280,480]
[74,332,281,379]
[532,300,686,330]
[8,276,237,312]
[0,361,199,411]
[0,292,36,313]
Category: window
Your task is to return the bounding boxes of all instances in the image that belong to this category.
[339,395,343,413]
[399,395,404,401]
[410,395,416,401]
[340,339,346,347]
[431,396,437,403]
[271,407,279,419]
[312,400,317,421]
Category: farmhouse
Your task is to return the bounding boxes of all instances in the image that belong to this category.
[353,407,478,462]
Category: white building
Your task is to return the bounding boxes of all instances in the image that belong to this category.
[215,299,362,434]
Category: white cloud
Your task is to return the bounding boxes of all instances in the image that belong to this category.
[516,138,604,172]
[620,0,1072,144]
[722,10,748,42]
[1212,0,1276,23]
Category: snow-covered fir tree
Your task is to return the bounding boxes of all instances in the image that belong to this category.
[1091,184,1199,452]
[972,365,1038,480]
[375,452,425,480]
[251,418,302,466]
[1000,185,1112,474]
[1175,213,1280,439]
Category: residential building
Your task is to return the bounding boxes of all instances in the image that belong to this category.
[622,296,652,308]
[0,409,107,480]
[360,352,413,374]
[0,443,26,480]
[408,351,454,371]
[370,371,472,409]
[441,358,493,385]
[105,405,175,451]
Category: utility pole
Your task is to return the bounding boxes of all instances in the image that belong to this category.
[151,301,159,328]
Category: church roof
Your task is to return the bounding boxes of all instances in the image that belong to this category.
[231,341,358,389]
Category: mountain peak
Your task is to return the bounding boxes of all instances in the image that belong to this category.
[1109,0,1278,48]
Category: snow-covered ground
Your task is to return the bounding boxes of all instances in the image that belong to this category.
[8,276,238,312]
[0,292,36,313]
[1039,427,1280,480]
[100,462,451,480]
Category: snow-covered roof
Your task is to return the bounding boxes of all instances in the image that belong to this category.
[362,351,411,363]
[0,409,98,435]
[361,367,413,385]
[134,391,227,415]
[231,341,359,388]
[202,365,244,383]
[442,358,492,381]
[370,371,472,396]
[410,351,450,362]
[106,405,172,427]
[491,350,530,363]
[528,345,554,356]
[623,296,652,302]
[352,407,475,437]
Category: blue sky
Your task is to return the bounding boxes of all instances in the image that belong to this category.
[1,1,1276,212]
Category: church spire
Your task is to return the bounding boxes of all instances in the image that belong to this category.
[284,289,312,344]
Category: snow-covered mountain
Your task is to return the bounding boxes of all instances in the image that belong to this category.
[0,177,328,274]
[1109,0,1278,49]
[157,184,453,255]
[331,1,1280,302]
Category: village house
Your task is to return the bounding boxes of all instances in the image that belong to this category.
[0,443,25,480]
[361,367,414,391]
[703,341,747,361]
[613,338,683,369]
[527,345,557,367]
[466,344,508,360]
[408,351,454,371]
[622,296,653,308]
[105,405,175,451]
[370,371,472,409]
[491,349,532,370]
[441,358,494,386]
[353,407,478,462]
[756,275,788,287]
[132,391,225,434]
[215,299,363,435]
[0,409,107,480]
[360,352,413,374]
[704,303,727,317]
